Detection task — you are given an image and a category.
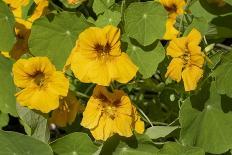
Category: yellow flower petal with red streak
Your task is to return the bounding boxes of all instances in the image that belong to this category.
[165,29,205,91]
[13,57,69,113]
[70,25,137,86]
[81,85,144,141]
[182,66,203,91]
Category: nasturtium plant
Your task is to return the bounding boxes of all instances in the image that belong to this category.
[0,0,232,154]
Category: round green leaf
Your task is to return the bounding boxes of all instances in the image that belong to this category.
[0,112,9,128]
[0,56,17,116]
[29,12,91,70]
[179,82,232,154]
[127,40,165,78]
[51,132,98,155]
[145,126,179,140]
[95,10,121,27]
[158,142,205,155]
[0,0,16,51]
[93,0,115,15]
[125,1,167,46]
[0,130,53,155]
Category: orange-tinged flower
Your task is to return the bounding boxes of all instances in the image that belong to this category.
[68,25,138,86]
[81,85,144,141]
[50,91,83,127]
[3,0,49,60]
[160,0,186,19]
[13,57,69,113]
[165,29,205,91]
[159,0,186,40]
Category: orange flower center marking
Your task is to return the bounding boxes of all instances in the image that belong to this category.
[165,4,177,14]
[33,72,45,87]
[95,43,111,57]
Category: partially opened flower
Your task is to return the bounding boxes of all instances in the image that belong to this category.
[81,85,144,141]
[13,57,69,113]
[3,0,49,60]
[68,25,138,86]
[50,91,83,127]
[165,29,205,91]
[159,0,186,40]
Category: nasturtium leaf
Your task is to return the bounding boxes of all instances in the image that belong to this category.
[21,0,34,19]
[0,130,53,155]
[0,112,9,129]
[125,1,167,46]
[0,0,16,51]
[145,126,179,140]
[16,104,50,143]
[51,132,98,155]
[179,82,232,154]
[29,12,91,70]
[184,17,209,36]
[0,56,17,116]
[127,40,165,79]
[158,142,205,155]
[93,0,115,15]
[95,10,121,27]
[212,56,232,98]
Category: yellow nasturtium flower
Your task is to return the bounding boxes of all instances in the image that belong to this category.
[50,91,83,127]
[159,0,186,40]
[12,57,69,113]
[67,25,138,86]
[165,29,205,91]
[3,0,29,9]
[81,85,144,141]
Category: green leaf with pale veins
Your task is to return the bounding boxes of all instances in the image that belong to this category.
[0,130,53,155]
[127,40,165,79]
[0,56,17,116]
[93,0,115,15]
[125,1,167,46]
[29,12,91,70]
[95,10,121,27]
[179,82,232,154]
[16,104,50,143]
[51,132,98,155]
[158,142,204,155]
[0,0,16,51]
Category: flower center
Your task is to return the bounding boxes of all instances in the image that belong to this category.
[104,104,117,119]
[94,43,111,57]
[33,72,45,87]
[182,50,191,66]
[165,4,177,14]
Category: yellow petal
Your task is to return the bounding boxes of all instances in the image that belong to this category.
[182,65,203,91]
[81,97,102,129]
[47,71,69,96]
[167,37,187,57]
[187,28,202,45]
[108,53,138,84]
[163,18,179,40]
[165,58,184,82]
[103,25,121,56]
[16,87,60,113]
[114,114,133,137]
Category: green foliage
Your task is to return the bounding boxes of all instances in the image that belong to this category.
[0,130,53,155]
[95,10,121,27]
[51,132,98,155]
[16,104,50,142]
[93,0,115,15]
[0,112,9,129]
[127,40,165,78]
[29,12,91,70]
[145,126,179,139]
[180,82,232,154]
[0,56,17,116]
[0,0,16,51]
[124,1,167,46]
